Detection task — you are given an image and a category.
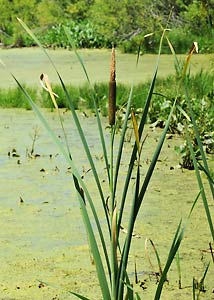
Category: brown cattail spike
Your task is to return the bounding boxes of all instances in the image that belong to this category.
[109,47,116,125]
[110,47,116,81]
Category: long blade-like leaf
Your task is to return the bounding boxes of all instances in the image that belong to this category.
[117,165,140,300]
[145,239,163,277]
[67,291,92,300]
[57,71,111,231]
[131,110,141,156]
[64,26,110,182]
[135,99,176,218]
[113,85,133,199]
[18,19,111,222]
[117,97,176,299]
[187,131,214,240]
[155,183,203,300]
[117,68,158,233]
[198,162,214,184]
[154,223,184,300]
[184,85,214,199]
[12,74,109,300]
[77,193,111,300]
[117,27,168,241]
[16,19,111,273]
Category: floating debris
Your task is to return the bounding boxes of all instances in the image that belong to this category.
[9,148,20,157]
[54,166,60,172]
[38,282,46,288]
[19,196,24,204]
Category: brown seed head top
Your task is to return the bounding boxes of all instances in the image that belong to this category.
[110,47,116,82]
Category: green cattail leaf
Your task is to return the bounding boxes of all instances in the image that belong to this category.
[131,110,140,156]
[186,131,214,239]
[67,291,92,300]
[165,36,181,74]
[78,193,111,300]
[184,85,214,199]
[12,74,111,298]
[117,67,158,234]
[57,73,111,275]
[17,19,111,275]
[176,104,191,122]
[64,25,110,183]
[113,84,133,202]
[117,27,170,233]
[17,18,56,72]
[155,220,184,300]
[135,99,176,217]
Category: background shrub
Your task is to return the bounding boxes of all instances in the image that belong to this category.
[0,0,213,53]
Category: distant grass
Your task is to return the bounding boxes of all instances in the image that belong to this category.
[0,71,214,137]
[0,85,35,109]
[46,71,214,113]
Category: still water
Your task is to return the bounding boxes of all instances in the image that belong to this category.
[0,108,213,300]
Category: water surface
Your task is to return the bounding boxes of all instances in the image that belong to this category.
[0,108,213,300]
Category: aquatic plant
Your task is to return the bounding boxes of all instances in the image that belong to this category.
[168,40,214,240]
[2,18,213,300]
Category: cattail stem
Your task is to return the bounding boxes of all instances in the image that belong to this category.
[109,47,116,126]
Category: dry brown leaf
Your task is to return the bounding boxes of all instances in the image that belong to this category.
[40,73,59,109]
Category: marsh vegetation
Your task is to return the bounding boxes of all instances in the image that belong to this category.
[0,21,213,300]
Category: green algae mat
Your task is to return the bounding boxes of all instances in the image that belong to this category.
[0,108,213,299]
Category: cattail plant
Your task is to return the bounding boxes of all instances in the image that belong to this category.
[7,19,203,300]
[11,24,178,299]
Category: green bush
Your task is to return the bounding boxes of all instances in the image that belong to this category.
[2,20,213,54]
[120,33,162,54]
[120,28,214,54]
[39,20,106,49]
[166,28,214,54]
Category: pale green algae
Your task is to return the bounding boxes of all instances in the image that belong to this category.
[0,48,213,88]
[0,108,213,300]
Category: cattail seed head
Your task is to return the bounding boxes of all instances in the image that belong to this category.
[109,47,116,126]
[110,47,116,82]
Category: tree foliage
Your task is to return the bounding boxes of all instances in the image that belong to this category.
[0,0,213,52]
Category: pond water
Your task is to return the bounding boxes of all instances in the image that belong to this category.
[1,48,214,89]
[0,108,213,300]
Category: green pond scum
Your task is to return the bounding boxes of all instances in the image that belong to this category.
[0,109,213,300]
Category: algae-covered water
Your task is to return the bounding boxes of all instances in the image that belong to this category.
[1,48,214,88]
[0,108,213,300]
